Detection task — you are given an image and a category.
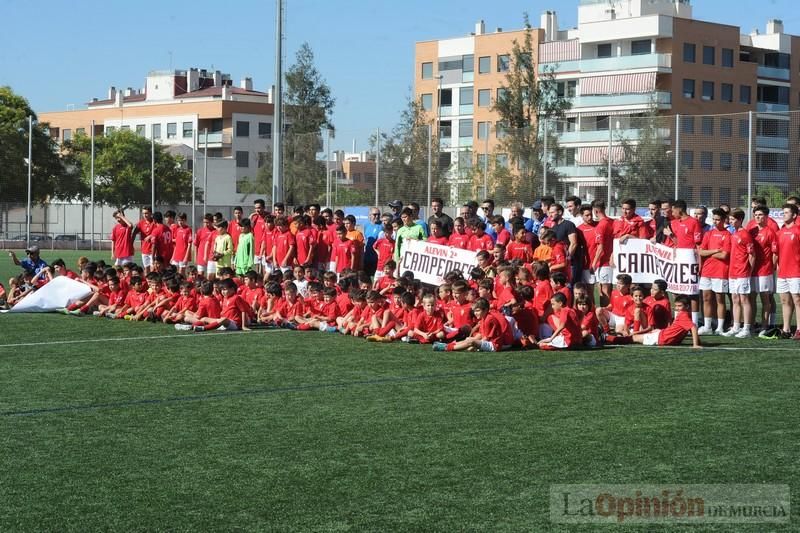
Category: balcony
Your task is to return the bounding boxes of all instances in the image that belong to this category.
[571,91,672,109]
[198,132,232,146]
[556,127,671,144]
[540,53,671,74]
[757,102,789,113]
[755,170,788,183]
[553,165,606,178]
[756,135,789,150]
[757,66,790,81]
[458,136,473,148]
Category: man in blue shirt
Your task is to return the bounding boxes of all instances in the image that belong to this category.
[362,207,384,275]
[9,245,48,276]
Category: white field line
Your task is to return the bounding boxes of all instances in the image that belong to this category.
[0,329,290,349]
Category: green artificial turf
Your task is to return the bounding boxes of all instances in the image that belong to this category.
[0,312,798,531]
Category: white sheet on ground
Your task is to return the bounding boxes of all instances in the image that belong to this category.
[8,277,93,313]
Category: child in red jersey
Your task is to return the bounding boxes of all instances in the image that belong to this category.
[490,215,512,247]
[272,216,296,274]
[297,287,339,331]
[434,297,512,352]
[337,290,368,335]
[510,285,539,348]
[407,293,445,343]
[596,274,634,334]
[467,217,495,252]
[374,260,397,294]
[181,278,253,332]
[294,215,317,267]
[444,280,476,341]
[357,291,396,338]
[575,296,599,347]
[539,293,583,350]
[180,280,221,326]
[332,225,357,275]
[373,224,396,276]
[624,285,652,335]
[369,291,418,342]
[644,279,672,330]
[448,217,471,249]
[477,279,495,308]
[256,282,283,325]
[437,283,455,314]
[116,276,148,319]
[532,262,554,323]
[273,281,306,328]
[170,212,193,273]
[427,221,449,245]
[550,272,572,308]
[239,271,265,311]
[97,276,128,318]
[146,276,180,322]
[162,281,197,324]
[494,267,518,312]
[632,296,701,348]
[506,226,534,263]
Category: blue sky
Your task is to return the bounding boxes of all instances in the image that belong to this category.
[2,0,798,152]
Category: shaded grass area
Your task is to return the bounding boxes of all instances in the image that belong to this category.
[0,313,798,530]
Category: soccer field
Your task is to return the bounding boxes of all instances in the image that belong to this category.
[1,305,798,530]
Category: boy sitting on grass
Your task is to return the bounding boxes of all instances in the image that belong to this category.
[433,298,513,352]
[538,292,583,350]
[631,295,701,348]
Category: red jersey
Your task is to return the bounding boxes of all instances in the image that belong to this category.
[533,279,554,316]
[172,224,193,263]
[554,307,582,348]
[375,275,395,293]
[624,302,652,330]
[579,309,599,335]
[414,309,446,334]
[374,237,396,270]
[613,215,647,239]
[729,228,754,279]
[195,226,214,265]
[609,289,634,317]
[556,285,572,307]
[658,310,694,346]
[671,216,702,249]
[275,297,305,320]
[250,214,267,256]
[336,292,353,316]
[396,306,420,327]
[549,241,570,281]
[110,223,134,258]
[578,222,600,269]
[174,294,197,313]
[262,226,276,260]
[494,228,512,247]
[137,219,156,254]
[317,301,338,323]
[124,290,148,311]
[512,306,539,337]
[107,289,127,308]
[196,295,222,319]
[153,223,172,261]
[751,225,777,277]
[240,286,265,308]
[495,285,517,308]
[700,228,731,279]
[643,296,670,330]
[273,229,296,266]
[594,217,614,267]
[506,241,534,263]
[228,220,242,250]
[315,228,332,265]
[480,310,514,350]
[332,238,357,273]
[468,233,495,252]
[776,223,800,278]
[427,236,449,246]
[746,216,780,233]
[295,228,316,266]
[221,294,253,327]
[449,301,475,329]
[448,232,471,250]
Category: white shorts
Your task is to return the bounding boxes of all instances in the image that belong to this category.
[607,312,623,329]
[141,254,153,268]
[752,275,775,293]
[505,315,524,341]
[254,255,265,265]
[547,334,568,349]
[699,277,729,293]
[170,260,187,269]
[776,277,800,294]
[478,339,498,352]
[206,261,218,275]
[114,256,134,266]
[583,266,613,285]
[642,330,661,346]
[196,264,206,274]
[222,321,239,331]
[728,278,751,295]
[328,261,336,273]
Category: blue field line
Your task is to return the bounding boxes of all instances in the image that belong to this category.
[0,347,741,418]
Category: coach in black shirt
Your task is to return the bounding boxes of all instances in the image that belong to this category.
[548,203,582,284]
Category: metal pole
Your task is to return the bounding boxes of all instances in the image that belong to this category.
[427,125,432,208]
[191,131,196,230]
[674,114,680,200]
[90,119,95,251]
[542,118,548,196]
[607,125,613,210]
[483,133,488,198]
[151,128,155,209]
[747,110,753,213]
[375,127,380,207]
[26,116,32,247]
[326,128,331,207]
[272,0,284,207]
[203,128,208,213]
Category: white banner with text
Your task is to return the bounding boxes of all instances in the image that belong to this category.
[613,239,699,295]
[399,239,478,286]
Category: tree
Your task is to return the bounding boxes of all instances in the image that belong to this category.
[282,43,335,205]
[65,129,193,209]
[373,94,444,206]
[0,86,82,232]
[489,14,571,202]
[596,103,677,206]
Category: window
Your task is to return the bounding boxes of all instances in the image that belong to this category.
[120,125,130,131]
[478,56,490,74]
[496,121,507,139]
[702,117,714,136]
[681,150,694,169]
[439,58,462,71]
[477,121,489,139]
[719,187,731,204]
[757,118,789,138]
[135,124,146,136]
[496,154,508,168]
[631,39,651,55]
[763,52,790,69]
[439,88,452,107]
[757,84,790,105]
[702,81,714,101]
[75,128,85,136]
[421,62,433,79]
[683,79,695,98]
[567,80,577,98]
[683,43,696,63]
[458,119,473,138]
[477,153,488,168]
[258,122,272,139]
[739,119,750,138]
[703,46,715,65]
[722,48,734,67]
[458,150,473,170]
[182,122,193,138]
[462,55,474,73]
[720,153,732,171]
[236,121,250,137]
[236,150,249,168]
[701,151,713,170]
[681,116,695,134]
[721,83,733,102]
[756,152,789,172]
[478,89,490,107]
[740,85,752,104]
[459,86,473,105]
[166,123,176,139]
[439,152,452,168]
[720,118,732,137]
[257,152,269,167]
[421,93,432,111]
[596,115,610,131]
[439,121,452,138]
[738,154,749,171]
[556,148,576,166]
[152,124,161,139]
[496,88,507,101]
[497,54,510,72]
[597,43,612,58]
[700,187,713,206]
[62,129,72,141]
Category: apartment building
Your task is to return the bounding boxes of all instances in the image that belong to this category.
[415,0,800,206]
[39,68,277,205]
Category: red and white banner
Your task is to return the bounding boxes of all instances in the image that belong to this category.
[398,239,478,286]
[613,239,699,295]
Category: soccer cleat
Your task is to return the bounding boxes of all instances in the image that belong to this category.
[735,329,751,339]
[697,326,714,336]
[780,330,793,340]
[56,308,70,315]
[217,325,227,331]
[174,324,192,331]
[92,311,102,317]
[719,329,737,337]
[193,325,206,332]
[68,309,83,316]
[758,327,781,340]
[283,322,297,330]
[407,338,420,344]
[432,342,447,352]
